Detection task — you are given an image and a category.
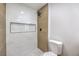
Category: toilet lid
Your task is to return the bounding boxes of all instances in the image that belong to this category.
[43,52,57,56]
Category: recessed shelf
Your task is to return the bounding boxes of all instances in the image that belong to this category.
[10,22,36,33]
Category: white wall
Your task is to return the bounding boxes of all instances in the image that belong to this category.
[49,3,79,56]
[6,3,37,56]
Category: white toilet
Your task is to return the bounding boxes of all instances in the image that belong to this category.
[43,40,63,56]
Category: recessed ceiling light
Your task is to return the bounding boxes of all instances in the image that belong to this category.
[20,11,24,14]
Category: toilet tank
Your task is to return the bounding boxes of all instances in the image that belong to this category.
[48,40,63,55]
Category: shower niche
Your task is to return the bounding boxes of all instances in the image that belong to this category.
[10,22,36,33]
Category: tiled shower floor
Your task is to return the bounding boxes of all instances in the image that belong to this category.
[28,48,44,56]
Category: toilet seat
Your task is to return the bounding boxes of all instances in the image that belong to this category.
[43,52,57,56]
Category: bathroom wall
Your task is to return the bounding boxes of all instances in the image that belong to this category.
[6,3,37,56]
[0,3,6,56]
[49,3,79,56]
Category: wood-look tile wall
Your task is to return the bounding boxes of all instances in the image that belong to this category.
[0,4,6,56]
[38,4,48,52]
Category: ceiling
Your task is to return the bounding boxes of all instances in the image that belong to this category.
[24,3,46,10]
